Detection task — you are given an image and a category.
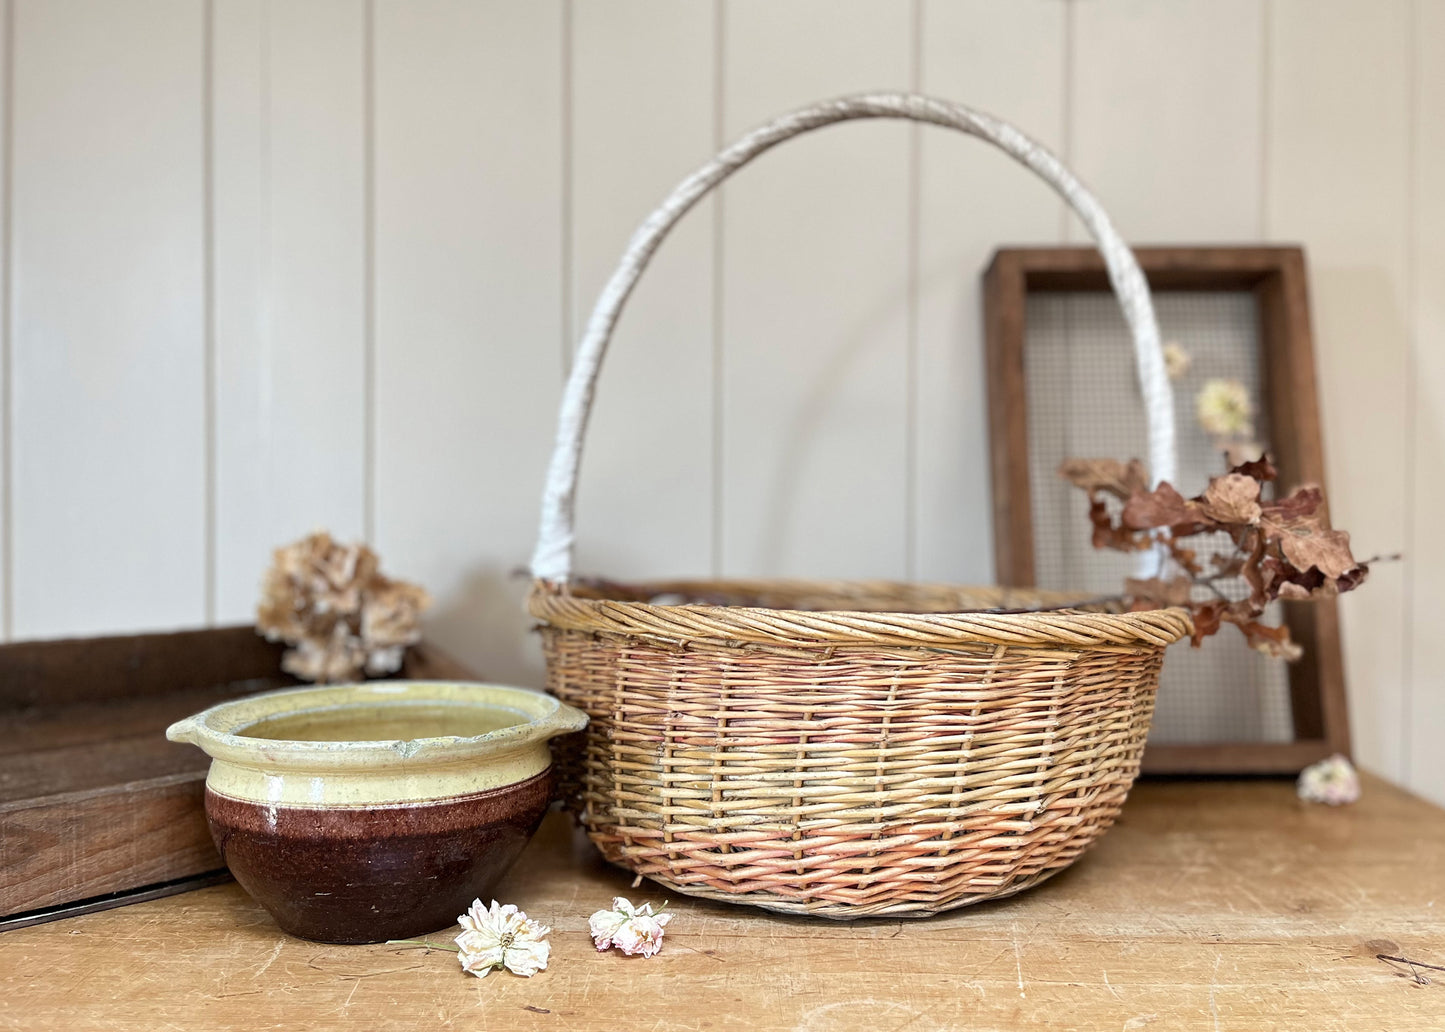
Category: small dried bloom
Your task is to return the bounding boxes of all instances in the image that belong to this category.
[1196,379,1255,438]
[1297,754,1361,806]
[455,900,551,978]
[589,897,672,958]
[1224,439,1266,469]
[1162,341,1192,381]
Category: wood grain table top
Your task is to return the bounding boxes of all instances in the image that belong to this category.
[2,774,1441,1031]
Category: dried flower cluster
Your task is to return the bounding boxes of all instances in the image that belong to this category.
[455,900,551,978]
[256,531,430,683]
[1160,341,1264,468]
[588,897,671,957]
[1195,377,1264,467]
[1195,378,1253,439]
[1059,454,1371,660]
[1297,754,1361,805]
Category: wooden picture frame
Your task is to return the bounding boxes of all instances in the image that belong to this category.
[983,245,1349,775]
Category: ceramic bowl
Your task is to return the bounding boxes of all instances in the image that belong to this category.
[166,681,587,944]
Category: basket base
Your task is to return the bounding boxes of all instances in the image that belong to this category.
[614,861,1071,921]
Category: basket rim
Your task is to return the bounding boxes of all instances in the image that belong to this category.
[528,577,1193,651]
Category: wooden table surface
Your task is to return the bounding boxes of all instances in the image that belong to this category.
[2,774,1441,1031]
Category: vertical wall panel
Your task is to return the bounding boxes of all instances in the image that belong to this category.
[212,0,367,622]
[10,0,204,638]
[914,0,1066,585]
[0,0,9,640]
[1072,0,1264,243]
[1268,0,1412,781]
[1408,0,1445,805]
[721,0,913,579]
[373,0,563,686]
[1070,0,1266,742]
[571,0,716,580]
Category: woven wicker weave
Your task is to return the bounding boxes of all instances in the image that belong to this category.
[526,94,1191,918]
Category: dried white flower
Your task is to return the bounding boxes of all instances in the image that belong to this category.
[1162,341,1192,381]
[589,896,672,958]
[1196,378,1255,438]
[455,900,551,978]
[1224,439,1266,468]
[1297,754,1361,806]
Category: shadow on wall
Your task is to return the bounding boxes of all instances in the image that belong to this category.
[422,564,545,689]
[1402,324,1444,798]
[1308,264,1410,785]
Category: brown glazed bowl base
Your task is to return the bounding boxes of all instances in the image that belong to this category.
[205,768,553,944]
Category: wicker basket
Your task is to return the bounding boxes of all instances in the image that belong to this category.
[527,94,1192,918]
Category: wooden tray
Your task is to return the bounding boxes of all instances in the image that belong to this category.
[0,626,474,928]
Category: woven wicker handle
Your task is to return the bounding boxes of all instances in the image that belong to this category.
[531,92,1175,584]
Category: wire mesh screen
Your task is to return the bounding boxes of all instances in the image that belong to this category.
[1024,290,1293,745]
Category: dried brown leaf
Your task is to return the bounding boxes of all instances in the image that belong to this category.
[1262,485,1324,523]
[1199,472,1263,525]
[1270,563,1334,601]
[1125,576,1194,609]
[1278,525,1358,580]
[1230,454,1278,483]
[1190,601,1224,647]
[1336,564,1371,594]
[1121,482,1210,532]
[1233,619,1304,661]
[1236,530,1270,609]
[1088,498,1151,552]
[1168,542,1203,577]
[1058,458,1149,501]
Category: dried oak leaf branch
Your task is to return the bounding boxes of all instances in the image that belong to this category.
[1059,454,1371,660]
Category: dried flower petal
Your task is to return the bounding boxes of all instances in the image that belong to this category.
[589,897,672,958]
[456,899,551,978]
[1297,754,1361,806]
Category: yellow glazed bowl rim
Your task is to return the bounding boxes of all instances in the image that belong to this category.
[166,680,588,774]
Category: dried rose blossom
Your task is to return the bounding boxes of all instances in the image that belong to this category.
[1196,378,1255,438]
[455,900,551,978]
[1297,754,1361,806]
[1162,340,1192,381]
[589,897,672,957]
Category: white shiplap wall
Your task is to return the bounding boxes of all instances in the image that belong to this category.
[1,0,1439,803]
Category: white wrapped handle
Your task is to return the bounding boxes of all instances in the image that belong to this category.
[531,92,1175,584]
